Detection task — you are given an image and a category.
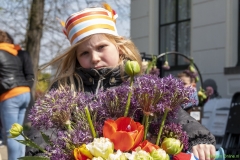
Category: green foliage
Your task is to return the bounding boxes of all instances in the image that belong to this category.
[146,56,157,74]
[16,139,45,153]
[40,132,51,144]
[36,72,51,94]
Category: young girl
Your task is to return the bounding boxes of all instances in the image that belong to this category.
[27,4,216,160]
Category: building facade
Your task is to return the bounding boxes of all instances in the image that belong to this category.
[131,0,240,98]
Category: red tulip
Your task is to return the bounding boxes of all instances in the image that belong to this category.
[136,140,160,153]
[103,117,144,152]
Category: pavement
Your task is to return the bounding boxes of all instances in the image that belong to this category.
[0,145,7,160]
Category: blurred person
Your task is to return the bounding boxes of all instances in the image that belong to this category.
[177,70,199,109]
[0,30,34,160]
[203,79,221,99]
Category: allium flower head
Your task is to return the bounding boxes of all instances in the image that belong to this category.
[132,74,194,116]
[149,122,189,151]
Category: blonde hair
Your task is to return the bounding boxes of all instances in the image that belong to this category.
[42,33,142,92]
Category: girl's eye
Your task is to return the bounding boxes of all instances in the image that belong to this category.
[80,51,88,56]
[98,45,106,50]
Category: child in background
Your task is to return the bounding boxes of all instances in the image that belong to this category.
[26,3,216,159]
[178,70,199,109]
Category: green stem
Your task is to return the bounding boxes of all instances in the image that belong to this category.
[65,120,73,131]
[143,115,150,140]
[165,54,168,61]
[124,76,134,117]
[156,109,169,145]
[141,114,146,125]
[85,107,97,138]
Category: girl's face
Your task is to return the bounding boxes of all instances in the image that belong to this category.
[76,34,120,69]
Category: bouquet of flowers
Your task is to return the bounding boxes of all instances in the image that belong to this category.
[10,61,196,160]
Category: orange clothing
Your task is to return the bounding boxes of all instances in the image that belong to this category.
[0,43,30,102]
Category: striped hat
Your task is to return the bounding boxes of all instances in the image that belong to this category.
[60,3,119,45]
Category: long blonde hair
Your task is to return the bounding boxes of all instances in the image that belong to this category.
[41,33,142,92]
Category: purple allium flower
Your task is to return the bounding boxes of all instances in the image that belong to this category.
[94,82,140,124]
[28,88,79,130]
[132,74,194,116]
[149,122,189,151]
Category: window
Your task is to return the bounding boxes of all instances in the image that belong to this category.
[159,0,191,69]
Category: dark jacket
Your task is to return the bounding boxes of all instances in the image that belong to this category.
[26,66,216,155]
[0,50,34,95]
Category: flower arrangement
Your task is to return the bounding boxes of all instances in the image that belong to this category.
[10,61,196,160]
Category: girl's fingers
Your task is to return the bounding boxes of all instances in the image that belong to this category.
[192,144,216,160]
[209,145,216,160]
[192,145,200,159]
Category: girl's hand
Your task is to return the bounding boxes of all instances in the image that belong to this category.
[192,144,216,160]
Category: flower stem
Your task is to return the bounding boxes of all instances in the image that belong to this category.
[85,107,97,138]
[142,114,146,125]
[156,109,169,145]
[124,76,134,117]
[143,115,149,140]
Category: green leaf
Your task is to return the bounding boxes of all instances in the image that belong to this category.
[18,156,50,160]
[16,139,45,152]
[40,132,50,144]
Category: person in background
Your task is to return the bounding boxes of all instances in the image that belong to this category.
[0,30,34,160]
[178,70,199,109]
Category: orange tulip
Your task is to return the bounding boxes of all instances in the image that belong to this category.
[74,144,93,160]
[136,140,160,153]
[103,117,144,152]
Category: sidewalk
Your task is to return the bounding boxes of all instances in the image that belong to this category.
[0,145,7,160]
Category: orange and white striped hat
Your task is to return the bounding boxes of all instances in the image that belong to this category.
[60,3,118,45]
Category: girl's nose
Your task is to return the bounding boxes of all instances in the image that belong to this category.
[91,51,101,64]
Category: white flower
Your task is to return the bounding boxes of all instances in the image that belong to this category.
[107,150,127,160]
[125,148,153,160]
[86,137,114,159]
[150,148,170,160]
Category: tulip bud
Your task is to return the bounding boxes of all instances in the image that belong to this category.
[9,123,23,138]
[195,77,199,83]
[161,138,183,155]
[189,65,196,72]
[125,60,140,77]
[150,149,170,160]
[198,91,207,99]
